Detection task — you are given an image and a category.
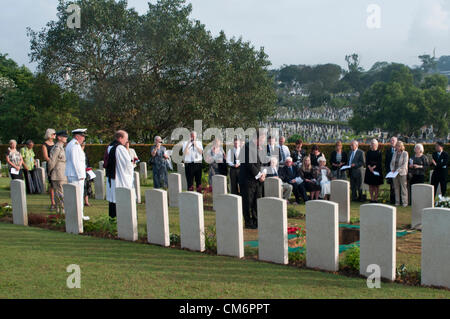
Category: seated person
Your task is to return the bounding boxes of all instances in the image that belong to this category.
[279,157,309,204]
[266,156,293,202]
[317,156,332,200]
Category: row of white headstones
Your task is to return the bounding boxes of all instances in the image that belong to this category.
[8,162,450,290]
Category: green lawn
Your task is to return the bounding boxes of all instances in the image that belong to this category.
[0,176,449,298]
[1,223,450,299]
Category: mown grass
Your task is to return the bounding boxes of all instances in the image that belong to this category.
[0,176,448,298]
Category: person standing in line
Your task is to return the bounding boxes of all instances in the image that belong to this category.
[384,136,398,204]
[347,140,365,202]
[106,130,135,218]
[48,131,68,214]
[182,131,204,192]
[239,131,266,229]
[20,140,39,194]
[65,129,90,221]
[431,141,448,197]
[310,144,324,168]
[206,138,227,191]
[126,141,140,169]
[150,136,169,189]
[226,137,241,195]
[390,141,409,207]
[278,136,290,168]
[292,139,307,169]
[364,139,383,203]
[5,139,24,180]
[408,143,428,204]
[42,128,56,210]
[330,140,348,180]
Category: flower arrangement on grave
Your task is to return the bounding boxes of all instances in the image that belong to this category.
[435,195,450,208]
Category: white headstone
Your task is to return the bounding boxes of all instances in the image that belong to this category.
[177,163,187,191]
[168,173,182,207]
[360,204,396,281]
[421,207,450,289]
[63,183,83,234]
[94,169,105,200]
[178,192,205,252]
[139,162,148,181]
[215,194,244,258]
[258,197,288,265]
[264,177,282,198]
[212,175,227,211]
[411,184,434,229]
[35,159,40,168]
[11,180,28,226]
[134,172,141,204]
[99,161,104,170]
[306,200,339,271]
[116,187,138,242]
[330,180,350,223]
[146,189,170,247]
[36,167,46,194]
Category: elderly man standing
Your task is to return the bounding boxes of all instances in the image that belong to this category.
[183,131,204,192]
[348,140,366,202]
[65,129,90,220]
[150,136,169,189]
[106,130,134,218]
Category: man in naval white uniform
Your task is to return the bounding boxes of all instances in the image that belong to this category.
[65,129,90,221]
[106,130,134,219]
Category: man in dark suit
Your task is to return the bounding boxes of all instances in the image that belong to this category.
[279,157,309,204]
[384,136,397,204]
[239,131,267,229]
[431,141,448,197]
[348,140,366,202]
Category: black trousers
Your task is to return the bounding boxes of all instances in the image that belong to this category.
[432,170,448,196]
[229,167,240,195]
[292,182,309,203]
[109,202,117,219]
[240,181,262,226]
[185,163,202,190]
[350,173,363,201]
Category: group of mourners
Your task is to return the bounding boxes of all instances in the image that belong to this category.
[4,128,449,230]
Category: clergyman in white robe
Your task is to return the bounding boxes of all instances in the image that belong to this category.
[106,144,134,204]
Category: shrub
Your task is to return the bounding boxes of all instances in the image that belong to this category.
[170,233,180,246]
[343,246,360,272]
[47,214,65,227]
[287,207,304,218]
[289,250,306,264]
[83,215,117,237]
[204,225,217,254]
[0,204,12,218]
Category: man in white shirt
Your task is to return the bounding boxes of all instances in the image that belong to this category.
[65,129,90,221]
[278,136,291,168]
[106,130,134,218]
[226,137,241,195]
[182,131,204,192]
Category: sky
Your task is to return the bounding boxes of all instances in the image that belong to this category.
[1,0,449,72]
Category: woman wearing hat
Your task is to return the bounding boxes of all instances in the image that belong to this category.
[42,128,56,210]
[48,131,68,214]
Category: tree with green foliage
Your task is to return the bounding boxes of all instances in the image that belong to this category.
[0,54,80,143]
[29,0,276,142]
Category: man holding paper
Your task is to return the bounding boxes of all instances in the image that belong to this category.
[239,131,266,229]
[347,140,365,202]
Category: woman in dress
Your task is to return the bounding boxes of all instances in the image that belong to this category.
[317,156,332,200]
[5,139,24,180]
[408,143,428,204]
[310,144,324,168]
[330,140,348,180]
[205,138,227,191]
[81,142,93,207]
[20,140,40,194]
[364,139,383,203]
[299,156,321,200]
[42,128,56,210]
